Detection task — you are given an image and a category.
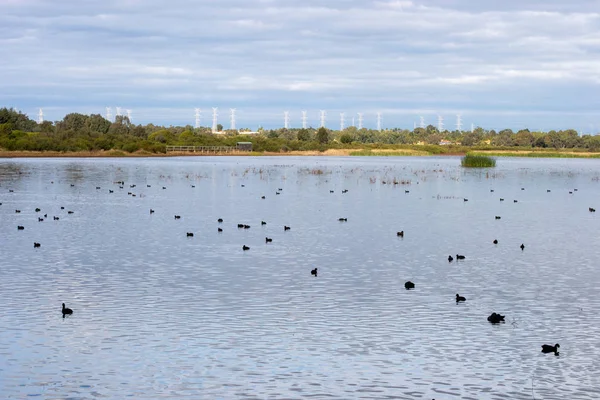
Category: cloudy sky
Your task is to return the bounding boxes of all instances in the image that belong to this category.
[1,0,599,131]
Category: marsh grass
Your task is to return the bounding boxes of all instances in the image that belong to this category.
[461,154,496,168]
[350,149,430,157]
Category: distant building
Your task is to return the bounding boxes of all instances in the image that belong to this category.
[439,140,453,145]
[236,142,253,151]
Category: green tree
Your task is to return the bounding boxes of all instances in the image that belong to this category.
[316,127,329,144]
[340,133,353,144]
[297,128,311,141]
[217,124,223,132]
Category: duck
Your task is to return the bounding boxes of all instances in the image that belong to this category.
[15,209,21,213]
[589,208,596,213]
[38,217,44,222]
[265,237,272,243]
[338,218,348,222]
[284,226,291,231]
[242,245,250,251]
[311,268,318,276]
[330,190,334,193]
[261,196,266,199]
[174,215,181,219]
[405,281,415,290]
[162,187,166,190]
[109,190,114,193]
[487,312,505,323]
[218,228,223,232]
[456,294,466,303]
[147,185,151,188]
[217,218,223,223]
[53,216,59,221]
[342,189,348,193]
[495,216,501,220]
[397,231,404,237]
[513,200,518,203]
[448,255,454,262]
[68,211,74,214]
[237,224,244,228]
[261,221,267,225]
[493,239,498,244]
[456,254,465,260]
[541,343,560,354]
[96,186,101,190]
[464,198,468,202]
[490,189,494,192]
[405,190,410,194]
[547,189,551,192]
[150,209,155,214]
[500,198,504,202]
[243,225,250,229]
[520,244,525,250]
[17,226,24,230]
[34,242,41,248]
[186,232,194,237]
[35,208,41,212]
[62,303,73,316]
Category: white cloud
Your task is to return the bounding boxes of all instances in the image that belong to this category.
[0,0,599,130]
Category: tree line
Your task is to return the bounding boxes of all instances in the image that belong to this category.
[1,107,600,153]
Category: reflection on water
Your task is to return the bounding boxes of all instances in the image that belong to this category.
[1,156,600,399]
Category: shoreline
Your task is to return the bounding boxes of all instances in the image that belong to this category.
[1,149,600,159]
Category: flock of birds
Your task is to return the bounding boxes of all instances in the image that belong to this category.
[6,178,594,358]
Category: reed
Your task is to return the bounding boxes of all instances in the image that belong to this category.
[461,154,496,168]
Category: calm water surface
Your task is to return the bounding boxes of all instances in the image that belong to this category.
[1,156,600,399]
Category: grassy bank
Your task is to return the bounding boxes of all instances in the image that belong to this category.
[461,154,496,167]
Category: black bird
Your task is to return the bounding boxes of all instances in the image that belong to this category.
[33,242,41,248]
[405,190,410,194]
[261,221,267,225]
[261,196,266,199]
[15,210,21,213]
[147,185,151,187]
[448,255,454,262]
[490,189,495,192]
[68,211,74,214]
[547,189,551,192]
[186,232,194,237]
[456,294,466,303]
[218,218,223,223]
[130,184,136,188]
[493,239,498,244]
[514,200,518,203]
[495,216,501,220]
[96,187,101,190]
[44,214,47,218]
[35,208,41,212]
[162,187,166,190]
[338,218,347,222]
[405,281,415,290]
[218,228,223,232]
[150,209,155,214]
[61,207,65,210]
[521,188,525,190]
[397,231,404,237]
[330,190,334,193]
[17,226,24,230]
[53,216,59,220]
[38,218,44,222]
[243,225,250,229]
[109,190,114,193]
[487,312,505,323]
[174,215,181,219]
[265,237,272,243]
[191,185,195,188]
[238,224,244,228]
[278,188,283,191]
[62,303,73,317]
[241,184,245,187]
[569,191,573,194]
[456,254,465,260]
[541,343,560,354]
[284,226,291,231]
[342,189,348,193]
[520,243,525,250]
[574,189,578,192]
[500,198,504,202]
[589,208,596,213]
[311,268,318,276]
[464,198,468,202]
[242,245,250,251]
[276,192,280,195]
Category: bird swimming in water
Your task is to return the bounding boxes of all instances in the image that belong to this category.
[456,254,465,260]
[448,255,454,262]
[487,312,505,323]
[397,231,404,237]
[62,303,73,317]
[405,281,415,290]
[456,294,466,303]
[541,343,560,355]
[493,239,498,244]
[242,245,250,251]
[311,268,318,276]
[265,237,272,243]
[520,244,525,250]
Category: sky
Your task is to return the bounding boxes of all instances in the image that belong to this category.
[1,0,600,132]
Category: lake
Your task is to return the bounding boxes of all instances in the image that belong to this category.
[1,156,599,399]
